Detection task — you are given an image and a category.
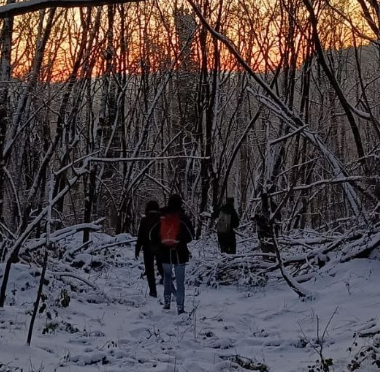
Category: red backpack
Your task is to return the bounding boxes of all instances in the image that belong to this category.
[160,213,181,247]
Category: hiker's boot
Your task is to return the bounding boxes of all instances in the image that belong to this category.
[163,295,171,310]
[177,307,186,315]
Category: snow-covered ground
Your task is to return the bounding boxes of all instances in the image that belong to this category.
[1,232,380,372]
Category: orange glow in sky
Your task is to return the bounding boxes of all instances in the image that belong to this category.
[3,0,375,82]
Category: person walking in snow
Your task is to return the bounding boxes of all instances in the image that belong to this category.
[253,192,279,262]
[214,197,239,254]
[151,194,194,315]
[135,200,164,298]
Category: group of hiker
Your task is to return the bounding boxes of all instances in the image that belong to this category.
[135,194,277,315]
[135,194,194,315]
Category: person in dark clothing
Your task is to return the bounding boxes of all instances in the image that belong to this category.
[215,197,239,254]
[254,213,276,255]
[135,200,164,298]
[151,194,194,315]
[253,192,278,261]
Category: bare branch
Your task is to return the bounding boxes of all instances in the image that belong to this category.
[89,155,211,163]
[0,0,144,18]
[186,0,365,220]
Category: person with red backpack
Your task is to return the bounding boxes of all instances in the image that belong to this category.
[151,194,194,315]
[135,200,164,298]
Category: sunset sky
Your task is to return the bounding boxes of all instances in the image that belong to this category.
[0,0,375,81]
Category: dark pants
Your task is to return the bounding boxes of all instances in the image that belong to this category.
[217,232,236,254]
[143,249,163,296]
[260,238,276,254]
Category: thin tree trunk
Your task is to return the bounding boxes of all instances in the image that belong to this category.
[26,249,48,345]
[8,9,55,230]
[302,0,368,175]
[0,0,14,222]
[53,8,95,216]
[0,161,88,307]
[187,0,366,220]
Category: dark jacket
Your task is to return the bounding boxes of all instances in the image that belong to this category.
[135,210,161,257]
[217,203,239,231]
[150,207,194,264]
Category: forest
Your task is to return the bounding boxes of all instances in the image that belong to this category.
[0,2,380,369]
[0,0,378,235]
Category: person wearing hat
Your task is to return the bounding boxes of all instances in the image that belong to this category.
[135,200,164,298]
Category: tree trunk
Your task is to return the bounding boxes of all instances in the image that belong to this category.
[0,0,14,222]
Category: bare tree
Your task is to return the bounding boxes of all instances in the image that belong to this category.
[0,0,14,224]
[0,0,143,18]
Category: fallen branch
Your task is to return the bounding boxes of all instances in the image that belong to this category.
[86,238,136,254]
[340,231,380,262]
[21,219,104,254]
[187,255,269,288]
[52,271,99,291]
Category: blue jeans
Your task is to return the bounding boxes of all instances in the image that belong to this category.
[162,263,186,309]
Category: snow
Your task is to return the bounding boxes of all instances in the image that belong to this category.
[1,232,380,371]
